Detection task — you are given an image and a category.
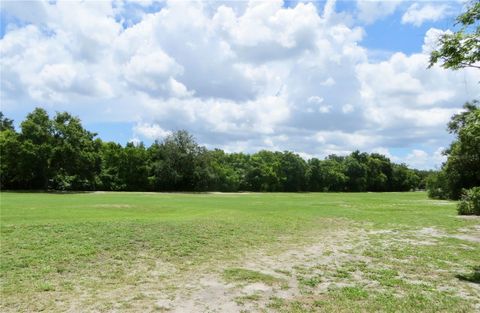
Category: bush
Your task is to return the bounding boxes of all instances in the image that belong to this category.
[457,187,480,215]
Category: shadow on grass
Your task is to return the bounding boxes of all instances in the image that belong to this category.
[456,266,480,284]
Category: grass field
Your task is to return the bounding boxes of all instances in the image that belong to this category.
[1,192,479,312]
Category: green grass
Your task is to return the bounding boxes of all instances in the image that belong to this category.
[1,191,479,312]
[223,268,283,285]
[234,293,262,305]
[298,275,323,288]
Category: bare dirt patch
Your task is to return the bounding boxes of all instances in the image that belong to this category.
[414,226,480,243]
[57,225,367,312]
[455,215,480,220]
[32,223,480,312]
[147,227,372,312]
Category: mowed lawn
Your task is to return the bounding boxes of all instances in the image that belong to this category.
[1,192,479,312]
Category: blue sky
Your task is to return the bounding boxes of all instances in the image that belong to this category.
[1,0,479,169]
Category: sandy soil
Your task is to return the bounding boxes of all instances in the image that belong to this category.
[45,224,480,312]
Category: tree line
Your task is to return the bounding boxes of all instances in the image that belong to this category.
[0,108,430,192]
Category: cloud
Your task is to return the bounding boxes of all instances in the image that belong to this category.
[1,0,478,169]
[402,3,451,27]
[133,122,171,140]
[403,147,446,169]
[122,48,189,97]
[138,94,291,136]
[0,24,115,103]
[371,147,395,160]
[356,0,403,24]
[315,130,378,150]
[356,49,477,130]
[213,0,319,60]
[342,104,355,114]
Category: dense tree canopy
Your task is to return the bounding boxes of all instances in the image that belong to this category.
[0,108,426,192]
[427,102,480,199]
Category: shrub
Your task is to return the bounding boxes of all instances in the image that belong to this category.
[457,187,480,215]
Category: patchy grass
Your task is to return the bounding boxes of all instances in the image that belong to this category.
[223,268,282,286]
[234,293,262,305]
[1,191,479,312]
[298,275,322,288]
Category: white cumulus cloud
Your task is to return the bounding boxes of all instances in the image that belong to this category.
[356,0,403,24]
[133,122,171,140]
[402,3,451,27]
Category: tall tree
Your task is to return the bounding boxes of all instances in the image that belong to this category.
[121,142,150,191]
[18,108,54,189]
[149,130,200,191]
[50,112,101,190]
[367,154,392,192]
[207,149,239,191]
[0,123,21,189]
[307,158,346,192]
[429,0,480,70]
[246,151,282,191]
[344,151,369,192]
[278,151,307,191]
[442,101,480,198]
[392,164,420,192]
[98,141,125,190]
[192,146,217,191]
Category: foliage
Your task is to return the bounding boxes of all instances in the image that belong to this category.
[50,112,101,190]
[307,157,347,191]
[278,151,308,191]
[427,102,480,200]
[344,151,369,192]
[414,169,436,190]
[457,186,480,215]
[148,130,211,191]
[443,101,480,198]
[429,0,480,70]
[426,171,450,199]
[18,108,54,189]
[1,108,425,192]
[0,112,14,131]
[426,1,480,203]
[391,164,420,192]
[367,154,391,191]
[0,129,21,189]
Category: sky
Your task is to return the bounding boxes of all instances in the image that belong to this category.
[1,0,479,169]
